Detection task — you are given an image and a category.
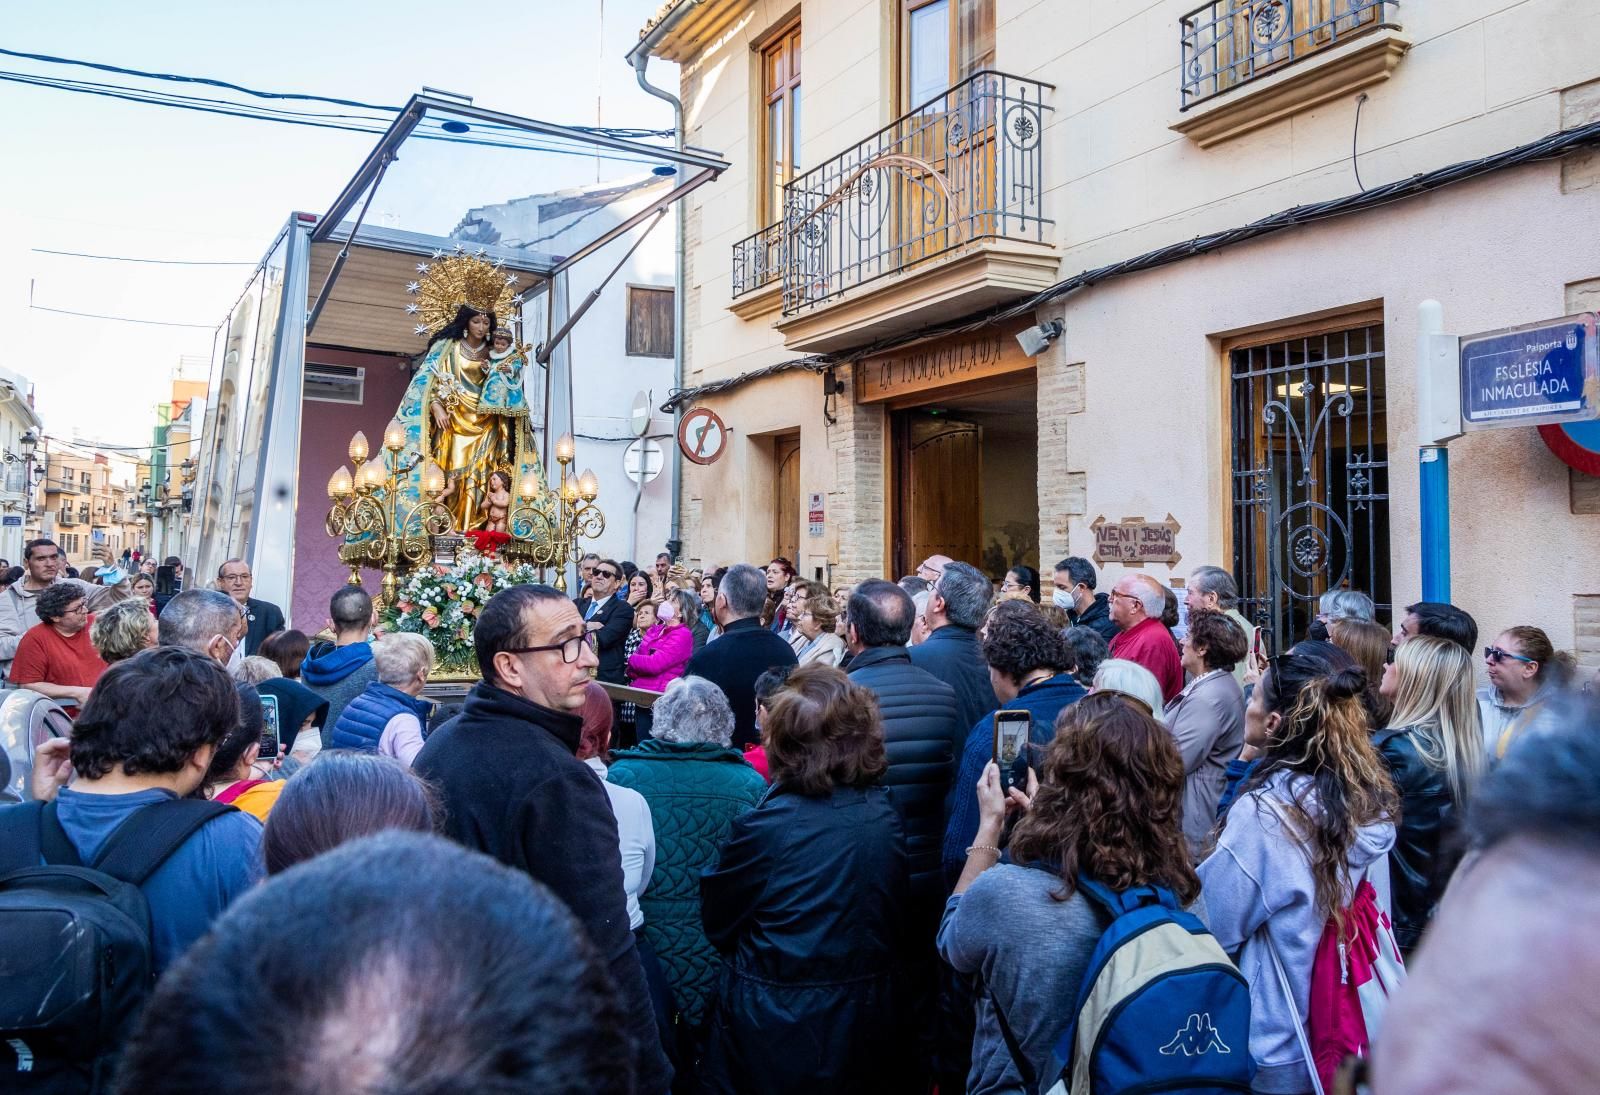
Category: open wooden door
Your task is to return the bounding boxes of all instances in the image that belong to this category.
[773,433,801,565]
[895,414,981,575]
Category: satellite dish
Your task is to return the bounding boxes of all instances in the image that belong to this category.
[630,391,652,438]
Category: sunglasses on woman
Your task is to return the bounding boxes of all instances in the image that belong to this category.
[1484,646,1535,665]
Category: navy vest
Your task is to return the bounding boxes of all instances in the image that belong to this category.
[331,681,429,752]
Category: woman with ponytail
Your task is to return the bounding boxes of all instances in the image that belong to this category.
[1198,666,1398,1095]
[1376,635,1484,955]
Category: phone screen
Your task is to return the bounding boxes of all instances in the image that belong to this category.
[155,565,178,596]
[259,694,282,761]
[993,710,1032,792]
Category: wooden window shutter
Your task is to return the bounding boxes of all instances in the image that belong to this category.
[627,287,675,358]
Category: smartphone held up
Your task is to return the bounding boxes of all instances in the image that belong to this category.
[992,710,1032,793]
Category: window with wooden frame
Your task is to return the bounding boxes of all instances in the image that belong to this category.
[626,286,675,358]
[900,0,993,111]
[760,21,802,226]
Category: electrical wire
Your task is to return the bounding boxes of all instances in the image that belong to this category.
[663,116,1600,413]
[1353,92,1369,192]
[29,304,214,329]
[0,47,674,138]
[0,70,675,169]
[31,248,254,266]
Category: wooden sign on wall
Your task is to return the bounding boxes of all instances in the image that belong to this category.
[856,320,1035,403]
[1091,514,1182,567]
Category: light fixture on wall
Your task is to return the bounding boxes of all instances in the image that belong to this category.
[1015,319,1064,357]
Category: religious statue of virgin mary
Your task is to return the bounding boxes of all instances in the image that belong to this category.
[388,252,543,532]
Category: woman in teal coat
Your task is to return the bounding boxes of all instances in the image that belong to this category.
[608,675,766,1065]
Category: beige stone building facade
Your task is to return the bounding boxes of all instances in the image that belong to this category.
[637,0,1600,662]
[41,450,142,568]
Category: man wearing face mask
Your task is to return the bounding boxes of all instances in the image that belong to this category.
[1050,557,1118,643]
[157,589,248,671]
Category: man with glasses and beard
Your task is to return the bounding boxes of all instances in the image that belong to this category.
[0,537,115,680]
[575,559,634,685]
[414,585,673,1094]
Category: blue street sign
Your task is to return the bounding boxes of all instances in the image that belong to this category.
[1,516,19,527]
[1460,313,1598,431]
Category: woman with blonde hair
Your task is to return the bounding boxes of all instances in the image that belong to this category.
[89,596,158,664]
[1377,635,1484,955]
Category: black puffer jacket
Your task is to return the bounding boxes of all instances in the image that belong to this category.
[699,784,911,1095]
[1374,726,1464,955]
[847,645,962,919]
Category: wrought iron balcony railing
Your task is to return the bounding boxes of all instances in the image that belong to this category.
[736,71,1051,316]
[731,220,785,300]
[1180,0,1397,109]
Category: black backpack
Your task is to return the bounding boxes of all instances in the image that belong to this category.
[0,797,236,1094]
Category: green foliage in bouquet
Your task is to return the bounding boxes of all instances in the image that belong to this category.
[384,554,543,672]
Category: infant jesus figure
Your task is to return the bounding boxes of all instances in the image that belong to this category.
[483,469,512,533]
[479,326,530,416]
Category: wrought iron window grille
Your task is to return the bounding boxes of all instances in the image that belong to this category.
[1230,325,1390,651]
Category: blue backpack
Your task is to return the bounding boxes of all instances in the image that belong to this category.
[999,875,1255,1094]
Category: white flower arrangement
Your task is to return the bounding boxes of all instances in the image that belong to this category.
[385,550,543,669]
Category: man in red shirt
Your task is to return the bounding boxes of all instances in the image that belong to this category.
[1107,573,1184,705]
[9,583,108,713]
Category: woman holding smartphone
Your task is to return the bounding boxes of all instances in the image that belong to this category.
[938,691,1199,1094]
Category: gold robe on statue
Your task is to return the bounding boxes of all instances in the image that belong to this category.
[408,338,539,532]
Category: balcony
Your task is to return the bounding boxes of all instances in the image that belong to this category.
[735,71,1057,352]
[56,510,79,527]
[43,476,82,495]
[1174,0,1408,147]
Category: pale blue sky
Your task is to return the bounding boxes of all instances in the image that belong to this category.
[0,0,678,446]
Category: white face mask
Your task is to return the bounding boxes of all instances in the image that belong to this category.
[216,634,245,672]
[1052,588,1076,611]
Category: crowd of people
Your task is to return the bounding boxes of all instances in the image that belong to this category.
[0,535,1597,1095]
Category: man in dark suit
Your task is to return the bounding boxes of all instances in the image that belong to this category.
[683,563,797,749]
[218,558,285,656]
[574,558,632,684]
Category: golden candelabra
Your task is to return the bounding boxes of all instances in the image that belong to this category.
[507,432,604,594]
[324,420,454,606]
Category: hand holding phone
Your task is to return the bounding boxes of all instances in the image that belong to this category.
[992,710,1032,794]
[258,694,282,761]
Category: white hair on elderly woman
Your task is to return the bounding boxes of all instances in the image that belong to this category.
[373,632,435,687]
[1091,658,1167,723]
[652,675,735,747]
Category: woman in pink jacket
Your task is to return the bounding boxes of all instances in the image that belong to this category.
[628,589,696,694]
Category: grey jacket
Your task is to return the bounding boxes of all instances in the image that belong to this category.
[0,578,117,674]
[1198,773,1395,1094]
[1163,668,1246,857]
[1477,683,1569,762]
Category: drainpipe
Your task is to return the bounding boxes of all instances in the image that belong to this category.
[630,5,696,558]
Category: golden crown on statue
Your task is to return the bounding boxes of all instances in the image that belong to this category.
[402,244,524,337]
